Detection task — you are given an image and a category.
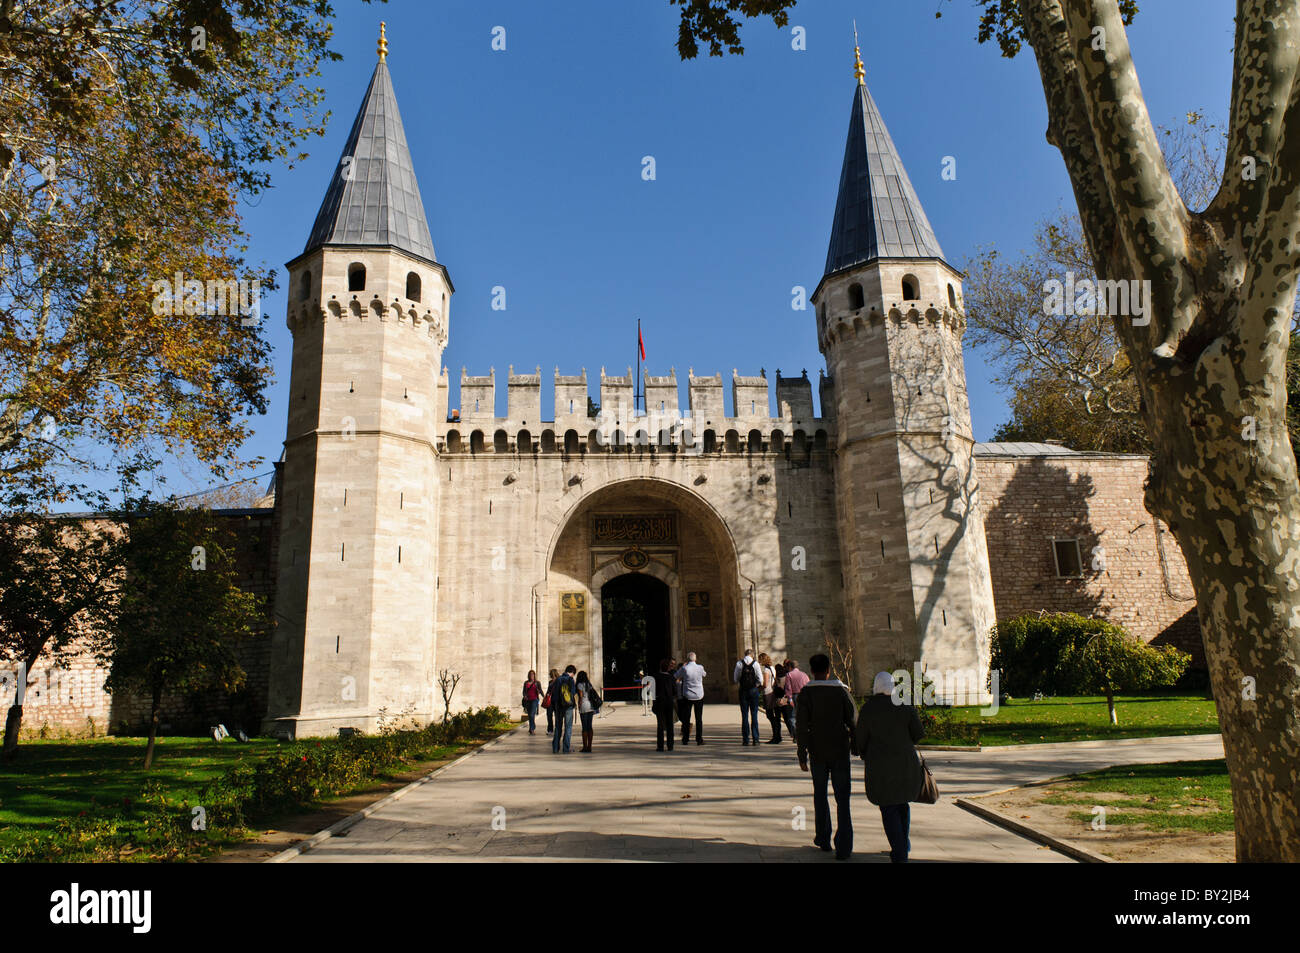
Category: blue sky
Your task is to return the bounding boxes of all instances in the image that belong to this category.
[162,0,1237,497]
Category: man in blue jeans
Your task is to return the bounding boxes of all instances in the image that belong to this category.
[549,665,578,754]
[795,653,857,860]
[732,650,763,745]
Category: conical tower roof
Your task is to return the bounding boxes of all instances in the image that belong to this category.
[824,72,944,276]
[303,36,437,263]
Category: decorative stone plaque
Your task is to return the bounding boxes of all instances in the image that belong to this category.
[686,590,712,628]
[559,592,586,633]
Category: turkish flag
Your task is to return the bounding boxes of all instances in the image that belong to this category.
[638,325,646,361]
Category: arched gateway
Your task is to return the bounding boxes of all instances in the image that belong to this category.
[542,478,749,702]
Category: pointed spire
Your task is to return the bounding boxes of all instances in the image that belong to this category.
[302,31,437,263]
[823,50,944,277]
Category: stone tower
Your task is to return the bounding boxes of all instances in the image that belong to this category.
[812,42,995,704]
[265,25,454,736]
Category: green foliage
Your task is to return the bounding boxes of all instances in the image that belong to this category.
[0,708,508,862]
[670,0,796,59]
[934,0,1139,59]
[96,501,263,765]
[993,613,1190,699]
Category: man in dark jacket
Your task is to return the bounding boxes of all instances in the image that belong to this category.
[795,653,857,860]
[550,665,578,754]
[651,658,677,750]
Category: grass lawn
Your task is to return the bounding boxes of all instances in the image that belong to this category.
[0,715,510,860]
[924,693,1219,746]
[1043,759,1234,833]
[0,736,284,854]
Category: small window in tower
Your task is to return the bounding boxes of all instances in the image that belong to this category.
[348,263,366,292]
[1053,539,1084,578]
[299,271,312,301]
[902,275,920,301]
[406,272,421,302]
[947,283,957,308]
[848,283,865,310]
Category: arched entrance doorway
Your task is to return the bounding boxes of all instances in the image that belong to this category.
[543,477,751,702]
[601,573,670,689]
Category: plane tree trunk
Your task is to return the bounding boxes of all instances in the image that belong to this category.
[1018,0,1300,860]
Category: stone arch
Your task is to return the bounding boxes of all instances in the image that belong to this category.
[540,476,755,699]
[747,429,763,452]
[446,429,462,453]
[565,429,580,455]
[470,429,485,454]
[725,429,740,452]
[494,429,509,453]
[518,428,533,453]
[540,429,556,453]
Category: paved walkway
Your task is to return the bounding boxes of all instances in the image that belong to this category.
[286,704,1223,863]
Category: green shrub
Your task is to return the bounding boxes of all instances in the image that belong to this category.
[0,706,508,862]
[992,613,1191,723]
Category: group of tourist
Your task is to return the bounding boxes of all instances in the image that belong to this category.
[520,650,924,862]
[521,666,603,754]
[792,654,922,862]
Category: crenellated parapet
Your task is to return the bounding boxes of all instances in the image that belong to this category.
[437,365,835,455]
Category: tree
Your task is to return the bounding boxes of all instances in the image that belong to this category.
[673,0,1300,862]
[0,0,367,506]
[992,612,1190,723]
[0,514,124,758]
[98,503,262,769]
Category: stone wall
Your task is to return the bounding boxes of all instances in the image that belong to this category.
[975,449,1203,667]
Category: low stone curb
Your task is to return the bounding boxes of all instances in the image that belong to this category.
[954,794,1114,864]
[917,744,982,751]
[264,724,524,863]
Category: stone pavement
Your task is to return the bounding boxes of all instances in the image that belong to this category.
[285,704,1224,863]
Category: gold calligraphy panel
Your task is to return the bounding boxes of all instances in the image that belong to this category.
[559,592,587,634]
[592,513,677,544]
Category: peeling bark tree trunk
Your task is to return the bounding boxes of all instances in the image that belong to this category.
[1017,0,1300,860]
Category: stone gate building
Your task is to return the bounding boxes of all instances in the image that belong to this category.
[1,37,1203,739]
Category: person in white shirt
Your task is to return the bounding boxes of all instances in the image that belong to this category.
[674,651,708,745]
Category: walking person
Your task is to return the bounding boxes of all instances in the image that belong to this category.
[796,653,857,861]
[783,658,809,733]
[767,662,789,743]
[758,653,781,743]
[544,667,559,735]
[651,658,676,751]
[674,651,707,745]
[732,649,763,745]
[575,670,601,753]
[549,665,578,754]
[522,669,543,735]
[855,671,924,863]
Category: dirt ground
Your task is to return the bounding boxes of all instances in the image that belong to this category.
[981,782,1235,863]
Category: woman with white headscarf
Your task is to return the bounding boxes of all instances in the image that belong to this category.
[854,670,924,862]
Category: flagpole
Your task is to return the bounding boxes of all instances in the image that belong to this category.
[636,317,642,415]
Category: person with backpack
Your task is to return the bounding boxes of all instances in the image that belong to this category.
[651,658,677,751]
[575,669,601,753]
[549,665,578,754]
[796,653,857,861]
[522,669,544,735]
[732,649,763,745]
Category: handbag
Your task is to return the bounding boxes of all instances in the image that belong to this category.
[541,691,552,709]
[914,754,939,804]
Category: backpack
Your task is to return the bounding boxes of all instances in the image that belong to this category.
[558,678,574,708]
[587,685,602,711]
[739,659,760,692]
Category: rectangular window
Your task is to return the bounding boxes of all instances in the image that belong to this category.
[1053,539,1083,578]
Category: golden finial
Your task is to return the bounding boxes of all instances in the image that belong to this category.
[378,21,388,62]
[853,21,864,86]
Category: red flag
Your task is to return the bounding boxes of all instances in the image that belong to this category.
[638,324,646,361]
